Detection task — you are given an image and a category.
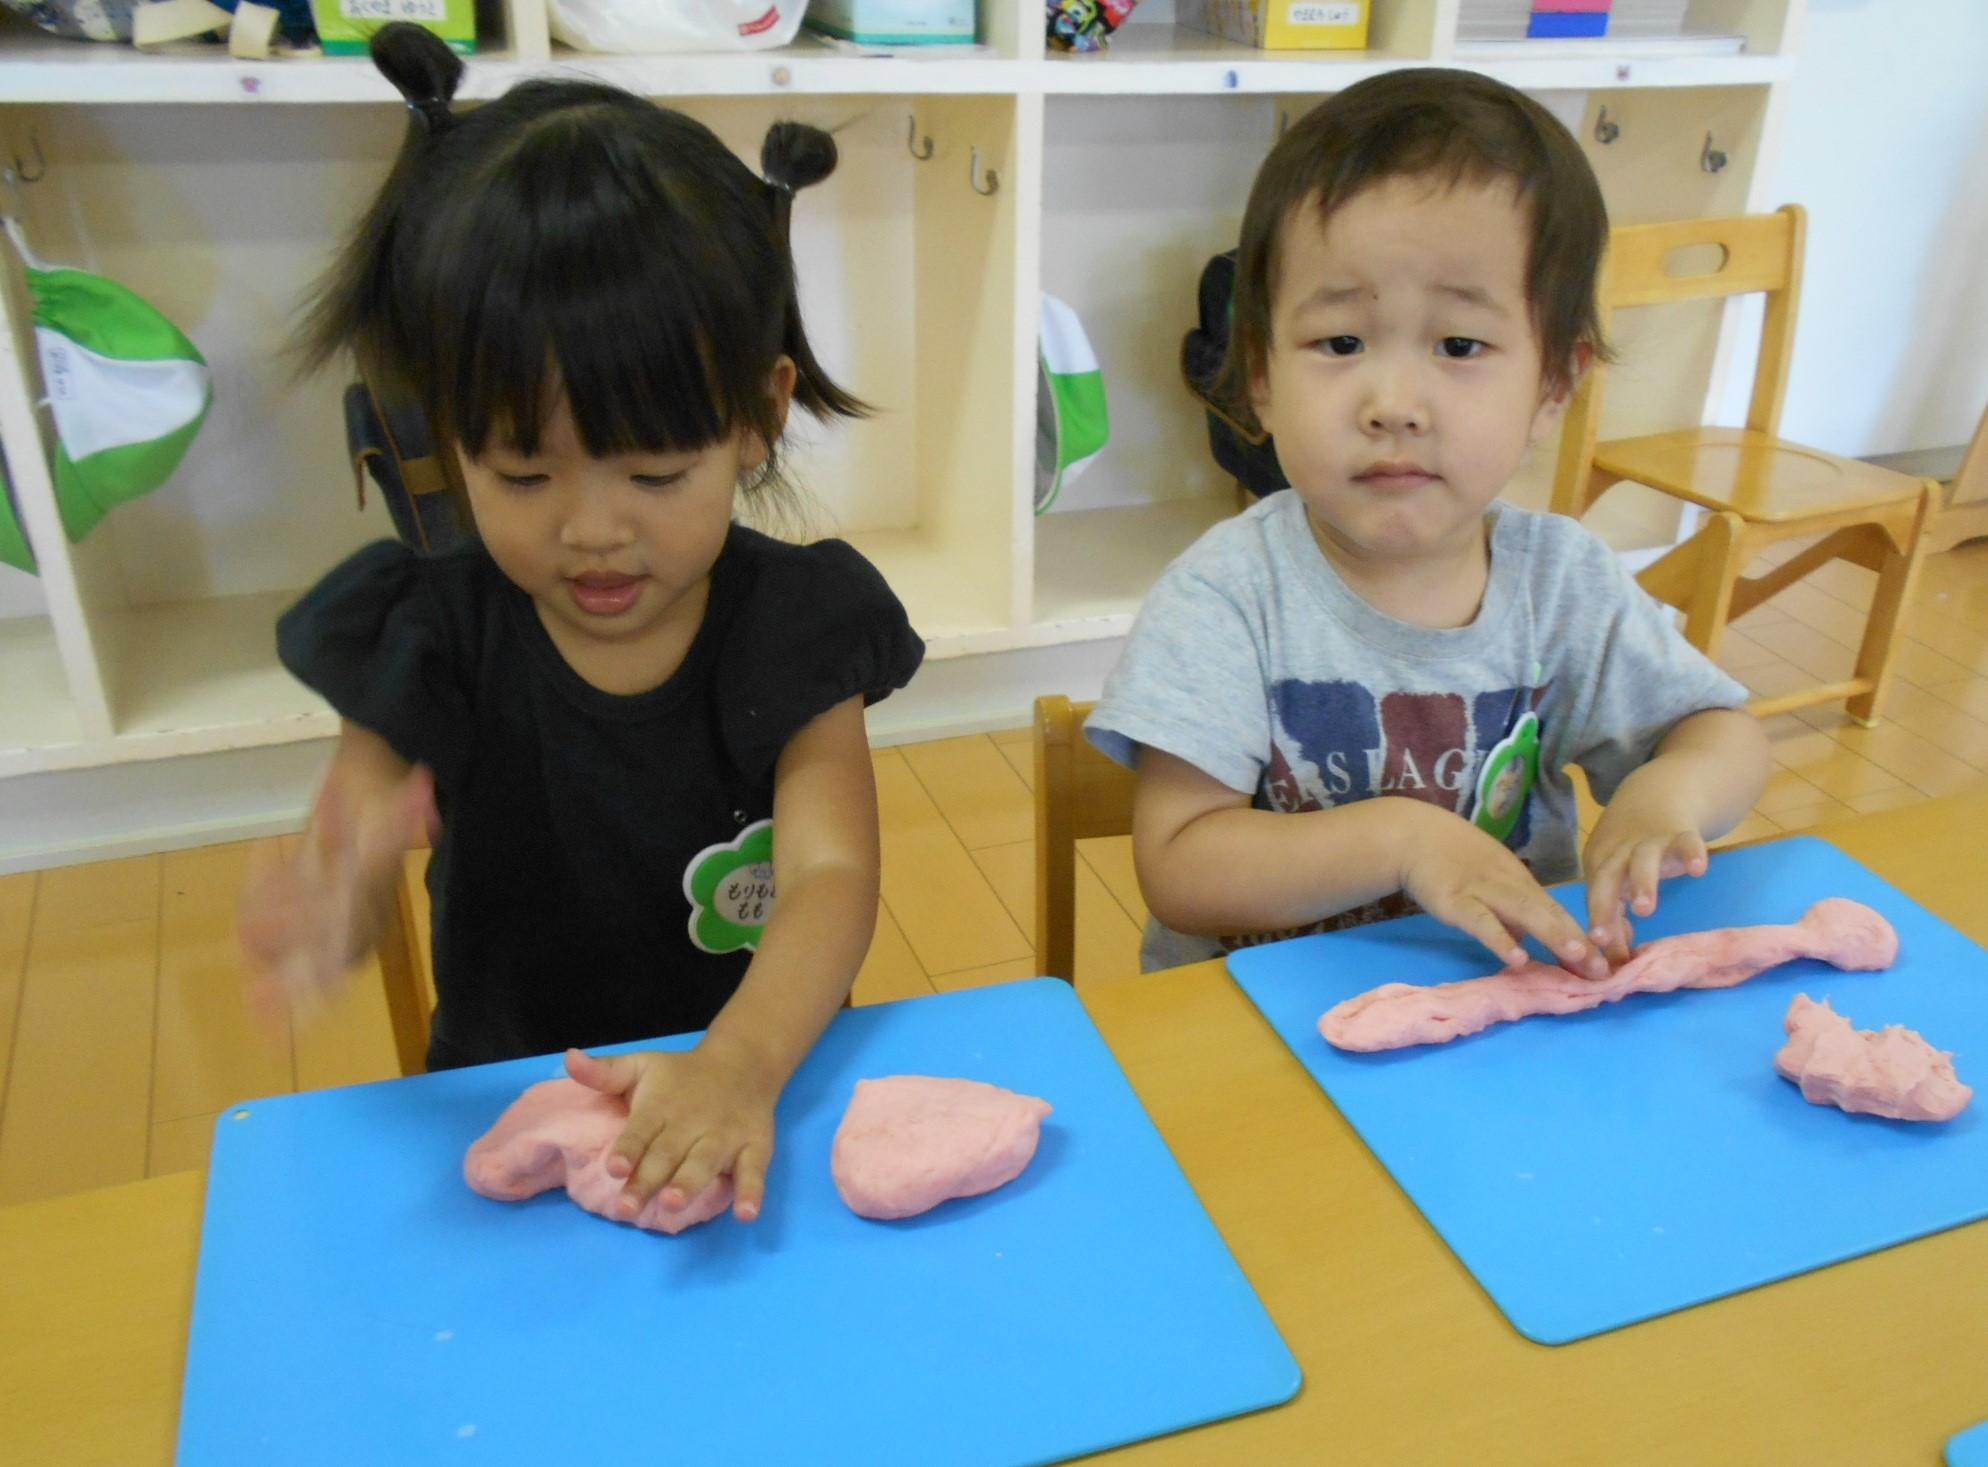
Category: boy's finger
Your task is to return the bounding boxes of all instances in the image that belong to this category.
[1444,898,1530,971]
[1669,831,1709,880]
[1627,841,1666,917]
[1508,892,1608,980]
[1584,850,1626,943]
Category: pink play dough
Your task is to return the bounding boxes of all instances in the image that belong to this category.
[1774,993,1972,1122]
[463,1078,733,1234]
[831,1076,1052,1220]
[1320,897,1899,1053]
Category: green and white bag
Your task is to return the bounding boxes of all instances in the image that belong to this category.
[1035,293,1109,514]
[26,256,212,547]
[0,456,31,572]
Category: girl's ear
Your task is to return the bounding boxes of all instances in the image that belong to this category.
[739,356,799,473]
[769,354,798,433]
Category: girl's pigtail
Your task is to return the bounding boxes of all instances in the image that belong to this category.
[293,23,465,377]
[373,22,465,135]
[759,121,868,421]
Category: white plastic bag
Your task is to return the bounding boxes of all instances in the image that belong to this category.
[548,0,808,51]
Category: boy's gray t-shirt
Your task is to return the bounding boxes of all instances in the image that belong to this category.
[1085,492,1749,971]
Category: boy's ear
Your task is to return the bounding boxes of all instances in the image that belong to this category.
[739,355,799,472]
[1529,340,1593,439]
[1247,352,1274,434]
[1547,340,1594,408]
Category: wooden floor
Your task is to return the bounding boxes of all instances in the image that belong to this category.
[1,538,1984,1208]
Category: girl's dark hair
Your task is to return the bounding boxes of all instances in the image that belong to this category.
[1215,67,1610,433]
[298,23,863,476]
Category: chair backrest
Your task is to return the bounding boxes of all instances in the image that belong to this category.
[1552,204,1805,519]
[1032,694,1138,983]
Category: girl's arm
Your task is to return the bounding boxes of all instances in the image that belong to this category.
[238,720,438,1019]
[568,694,879,1222]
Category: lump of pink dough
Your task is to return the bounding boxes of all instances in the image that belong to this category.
[463,1078,733,1235]
[1320,897,1899,1053]
[832,1076,1052,1221]
[1774,994,1972,1122]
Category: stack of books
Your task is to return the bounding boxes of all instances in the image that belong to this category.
[1526,0,1610,39]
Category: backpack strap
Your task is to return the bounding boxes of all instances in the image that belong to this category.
[344,378,474,553]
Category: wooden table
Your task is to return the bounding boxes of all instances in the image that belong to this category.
[4,796,1985,1465]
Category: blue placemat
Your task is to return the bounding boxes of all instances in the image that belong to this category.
[1951,1420,1988,1467]
[1227,837,1988,1345]
[179,978,1299,1464]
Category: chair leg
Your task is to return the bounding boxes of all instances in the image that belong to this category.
[1637,510,1746,660]
[1033,696,1079,985]
[378,871,431,1077]
[1846,485,1937,727]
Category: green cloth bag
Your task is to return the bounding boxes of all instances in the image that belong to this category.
[1035,293,1109,514]
[29,263,212,545]
[0,455,31,572]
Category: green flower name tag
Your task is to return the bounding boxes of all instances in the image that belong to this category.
[683,819,776,955]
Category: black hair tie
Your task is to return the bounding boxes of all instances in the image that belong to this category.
[408,98,454,134]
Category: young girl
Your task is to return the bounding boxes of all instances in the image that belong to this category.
[239,25,924,1228]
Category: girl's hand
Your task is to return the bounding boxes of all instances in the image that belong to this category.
[238,762,437,1020]
[1582,789,1710,964]
[565,1040,780,1224]
[1397,803,1610,979]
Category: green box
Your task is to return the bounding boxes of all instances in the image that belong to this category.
[311,0,477,55]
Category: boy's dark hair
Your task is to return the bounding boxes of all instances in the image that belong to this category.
[297,24,862,480]
[1214,67,1609,434]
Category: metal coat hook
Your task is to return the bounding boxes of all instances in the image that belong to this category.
[1276,109,1291,141]
[1700,131,1729,174]
[907,116,934,162]
[11,128,45,184]
[1593,105,1620,145]
[969,146,998,196]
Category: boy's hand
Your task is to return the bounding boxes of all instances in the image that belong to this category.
[566,1038,779,1224]
[1396,804,1610,979]
[1583,786,1710,963]
[238,763,437,1020]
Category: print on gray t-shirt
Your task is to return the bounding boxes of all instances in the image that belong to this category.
[1086,492,1748,971]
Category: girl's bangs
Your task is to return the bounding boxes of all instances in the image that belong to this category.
[412,134,776,460]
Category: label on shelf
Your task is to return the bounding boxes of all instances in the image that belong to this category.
[1287,2,1359,23]
[339,0,447,19]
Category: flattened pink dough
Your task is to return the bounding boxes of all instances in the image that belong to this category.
[832,1076,1052,1220]
[463,1078,733,1234]
[1320,898,1899,1052]
[1774,993,1971,1122]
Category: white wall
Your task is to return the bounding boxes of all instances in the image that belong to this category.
[1720,0,1988,456]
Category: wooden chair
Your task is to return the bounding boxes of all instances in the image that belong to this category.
[1032,695,1138,984]
[377,847,431,1077]
[1927,402,1988,554]
[1553,204,1940,726]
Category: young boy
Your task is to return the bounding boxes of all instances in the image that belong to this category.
[1087,68,1770,978]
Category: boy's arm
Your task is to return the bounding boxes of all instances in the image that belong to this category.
[1134,748,1608,977]
[1582,707,1771,958]
[569,695,878,1223]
